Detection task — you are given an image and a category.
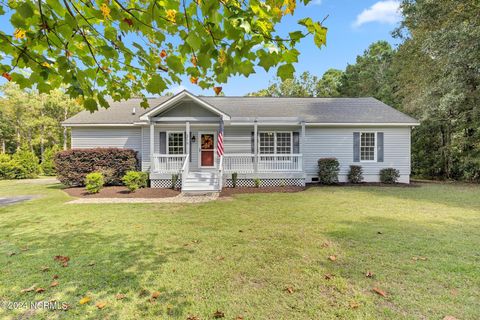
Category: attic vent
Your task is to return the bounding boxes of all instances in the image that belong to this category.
[132,107,136,115]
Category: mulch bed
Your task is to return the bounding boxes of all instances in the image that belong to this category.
[220,186,305,197]
[64,186,180,198]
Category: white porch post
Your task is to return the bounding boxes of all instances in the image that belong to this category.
[150,122,154,171]
[186,121,190,156]
[254,120,258,173]
[301,121,305,171]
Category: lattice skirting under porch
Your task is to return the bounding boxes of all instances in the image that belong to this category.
[224,178,305,188]
[150,178,181,189]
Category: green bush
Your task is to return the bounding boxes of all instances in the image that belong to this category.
[41,146,60,176]
[347,165,363,183]
[172,173,179,189]
[85,172,104,194]
[122,171,148,192]
[318,158,340,184]
[13,148,41,178]
[379,168,400,184]
[253,178,261,188]
[462,158,480,183]
[0,155,28,179]
[231,172,238,188]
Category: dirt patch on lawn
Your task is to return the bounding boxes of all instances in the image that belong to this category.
[64,186,180,198]
[220,186,305,197]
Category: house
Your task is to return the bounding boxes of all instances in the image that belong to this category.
[63,90,419,192]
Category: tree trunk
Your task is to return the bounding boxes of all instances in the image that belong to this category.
[1,140,5,154]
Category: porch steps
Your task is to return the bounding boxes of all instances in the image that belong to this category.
[182,172,220,193]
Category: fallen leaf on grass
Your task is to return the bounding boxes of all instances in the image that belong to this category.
[187,316,200,320]
[35,288,45,293]
[79,297,91,305]
[372,287,387,297]
[40,266,50,272]
[20,247,29,251]
[443,316,458,320]
[321,241,330,248]
[213,310,225,318]
[21,285,36,293]
[284,287,294,294]
[377,231,383,234]
[238,229,243,233]
[365,271,374,278]
[54,255,70,267]
[50,281,59,287]
[349,301,360,309]
[324,273,335,280]
[52,274,59,279]
[115,293,125,300]
[328,255,337,261]
[95,301,107,309]
[216,256,225,261]
[88,261,95,266]
[235,316,244,320]
[412,256,428,261]
[151,291,161,299]
[8,252,16,257]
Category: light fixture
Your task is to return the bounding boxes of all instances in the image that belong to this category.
[191,135,196,143]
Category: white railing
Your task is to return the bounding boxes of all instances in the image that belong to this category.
[223,154,302,173]
[224,154,255,173]
[151,154,187,173]
[180,154,190,188]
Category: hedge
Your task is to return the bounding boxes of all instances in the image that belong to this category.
[318,158,340,184]
[54,148,138,187]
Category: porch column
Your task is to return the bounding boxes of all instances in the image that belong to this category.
[150,122,154,170]
[301,121,305,171]
[254,120,258,173]
[185,121,190,157]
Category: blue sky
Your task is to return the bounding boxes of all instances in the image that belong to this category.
[0,0,402,96]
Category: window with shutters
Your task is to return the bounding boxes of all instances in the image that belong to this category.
[167,132,184,154]
[258,132,292,154]
[360,132,376,161]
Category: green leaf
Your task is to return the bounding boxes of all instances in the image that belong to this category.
[277,63,295,81]
[283,49,300,63]
[289,31,304,42]
[165,55,184,73]
[238,60,255,76]
[83,98,98,111]
[146,74,166,94]
[314,27,327,47]
[258,51,276,72]
[186,33,202,51]
[17,2,34,19]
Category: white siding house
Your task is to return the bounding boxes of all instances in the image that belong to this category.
[64,90,419,191]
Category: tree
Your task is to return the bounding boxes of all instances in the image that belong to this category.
[248,71,320,97]
[339,41,398,106]
[0,1,327,110]
[316,68,342,97]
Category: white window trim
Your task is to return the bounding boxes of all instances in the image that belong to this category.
[166,131,185,155]
[359,131,377,163]
[258,131,293,155]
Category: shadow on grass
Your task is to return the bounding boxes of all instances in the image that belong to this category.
[1,226,194,319]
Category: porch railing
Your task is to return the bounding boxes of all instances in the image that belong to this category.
[223,154,303,173]
[180,154,190,188]
[151,154,187,173]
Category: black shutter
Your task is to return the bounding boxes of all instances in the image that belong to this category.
[159,132,167,154]
[293,132,300,154]
[377,132,384,162]
[251,132,254,153]
[353,132,360,162]
[189,132,192,162]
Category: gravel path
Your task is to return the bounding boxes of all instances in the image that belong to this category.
[67,192,219,204]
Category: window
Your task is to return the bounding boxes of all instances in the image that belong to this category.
[360,132,376,161]
[258,132,292,154]
[168,132,184,154]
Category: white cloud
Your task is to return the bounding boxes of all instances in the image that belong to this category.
[310,0,322,5]
[353,0,401,28]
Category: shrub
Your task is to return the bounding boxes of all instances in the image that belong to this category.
[54,148,138,187]
[318,158,340,184]
[41,146,60,176]
[462,157,480,183]
[13,148,41,178]
[0,155,28,179]
[122,171,148,192]
[253,178,261,188]
[85,172,104,194]
[172,173,179,189]
[231,172,238,188]
[380,168,400,184]
[347,165,363,183]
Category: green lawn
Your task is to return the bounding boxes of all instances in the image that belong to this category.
[1,181,479,320]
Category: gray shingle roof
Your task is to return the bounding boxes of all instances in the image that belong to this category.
[63,96,418,125]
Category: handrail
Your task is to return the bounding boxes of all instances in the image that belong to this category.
[180,154,190,190]
[223,153,303,173]
[218,155,224,190]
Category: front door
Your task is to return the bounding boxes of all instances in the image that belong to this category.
[199,132,215,167]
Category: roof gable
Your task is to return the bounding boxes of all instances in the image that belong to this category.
[139,90,230,121]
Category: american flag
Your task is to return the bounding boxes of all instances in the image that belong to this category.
[217,119,224,157]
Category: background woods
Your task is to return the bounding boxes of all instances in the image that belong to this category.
[249,0,480,182]
[0,83,81,157]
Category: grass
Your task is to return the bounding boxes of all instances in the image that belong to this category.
[0,180,479,319]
